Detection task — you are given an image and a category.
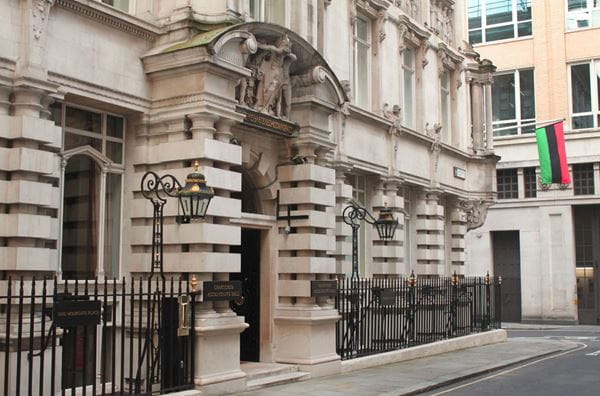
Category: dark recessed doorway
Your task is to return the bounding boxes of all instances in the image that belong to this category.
[492,230,522,322]
[230,228,262,362]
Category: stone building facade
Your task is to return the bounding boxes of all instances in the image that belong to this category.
[1,0,496,393]
[465,0,600,325]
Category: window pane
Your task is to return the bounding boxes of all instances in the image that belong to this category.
[268,0,285,25]
[403,48,414,67]
[486,0,513,25]
[403,69,414,128]
[356,17,369,41]
[518,21,532,36]
[493,121,517,136]
[486,24,515,41]
[597,62,600,111]
[496,168,518,199]
[66,107,101,133]
[469,29,483,44]
[568,0,587,11]
[107,115,124,138]
[50,102,62,126]
[573,115,594,129]
[62,155,99,279]
[492,73,516,121]
[106,141,123,164]
[519,69,536,119]
[102,0,129,12]
[573,163,595,195]
[104,173,122,278]
[524,167,537,198]
[593,9,600,26]
[468,0,483,28]
[64,132,102,152]
[571,64,592,113]
[356,42,369,108]
[249,0,261,19]
[568,10,590,29]
[517,0,532,20]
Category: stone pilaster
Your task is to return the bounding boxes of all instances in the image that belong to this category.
[470,81,485,154]
[449,201,467,274]
[371,178,405,276]
[274,120,339,376]
[0,84,61,277]
[332,163,353,275]
[415,189,445,275]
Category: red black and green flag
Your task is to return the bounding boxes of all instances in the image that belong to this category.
[535,121,570,184]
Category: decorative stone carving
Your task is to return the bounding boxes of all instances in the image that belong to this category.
[396,0,418,19]
[32,0,55,40]
[459,200,493,231]
[426,122,442,173]
[437,47,448,76]
[429,0,454,45]
[421,41,430,68]
[383,103,402,136]
[237,34,297,120]
[340,80,352,102]
[377,10,388,42]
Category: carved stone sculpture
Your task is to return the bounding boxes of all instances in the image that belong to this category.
[459,200,493,230]
[237,34,297,120]
[383,103,402,136]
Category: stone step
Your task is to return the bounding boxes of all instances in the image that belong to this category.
[246,371,310,391]
[242,362,299,381]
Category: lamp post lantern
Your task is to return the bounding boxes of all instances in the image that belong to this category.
[141,161,214,277]
[342,202,399,279]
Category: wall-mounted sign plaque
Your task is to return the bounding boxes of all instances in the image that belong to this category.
[310,280,337,297]
[372,287,396,305]
[236,106,299,138]
[203,281,242,301]
[453,167,467,180]
[53,299,101,328]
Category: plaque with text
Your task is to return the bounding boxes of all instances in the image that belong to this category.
[373,288,396,306]
[203,281,243,301]
[236,106,299,138]
[53,299,102,328]
[311,280,337,297]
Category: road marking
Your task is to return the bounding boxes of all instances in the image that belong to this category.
[429,342,588,396]
[585,350,600,356]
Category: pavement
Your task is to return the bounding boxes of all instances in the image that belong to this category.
[239,326,579,395]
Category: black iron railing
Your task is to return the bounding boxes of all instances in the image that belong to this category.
[0,277,195,396]
[336,276,501,360]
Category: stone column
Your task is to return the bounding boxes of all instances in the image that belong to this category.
[470,81,485,154]
[415,189,445,275]
[371,178,405,276]
[484,81,494,152]
[274,138,339,377]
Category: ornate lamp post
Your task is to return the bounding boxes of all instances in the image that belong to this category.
[342,202,398,356]
[342,203,399,279]
[140,161,214,278]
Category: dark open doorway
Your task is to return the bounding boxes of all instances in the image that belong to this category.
[230,228,262,361]
[574,205,600,324]
[492,230,522,322]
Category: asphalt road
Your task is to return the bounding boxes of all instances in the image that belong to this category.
[421,326,600,396]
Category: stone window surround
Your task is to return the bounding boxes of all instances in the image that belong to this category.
[491,68,536,137]
[53,101,126,280]
[568,59,600,130]
[467,0,533,45]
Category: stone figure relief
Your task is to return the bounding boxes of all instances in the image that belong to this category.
[237,34,297,120]
[383,103,402,136]
[459,200,493,230]
[32,0,55,40]
[426,122,443,174]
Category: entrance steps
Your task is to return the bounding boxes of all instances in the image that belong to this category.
[241,362,309,391]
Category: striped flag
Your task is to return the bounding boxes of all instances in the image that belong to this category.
[535,121,570,184]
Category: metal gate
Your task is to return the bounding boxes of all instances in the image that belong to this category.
[1,277,195,396]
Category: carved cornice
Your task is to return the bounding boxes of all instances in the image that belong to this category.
[55,0,160,41]
[437,42,464,75]
[395,14,431,54]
